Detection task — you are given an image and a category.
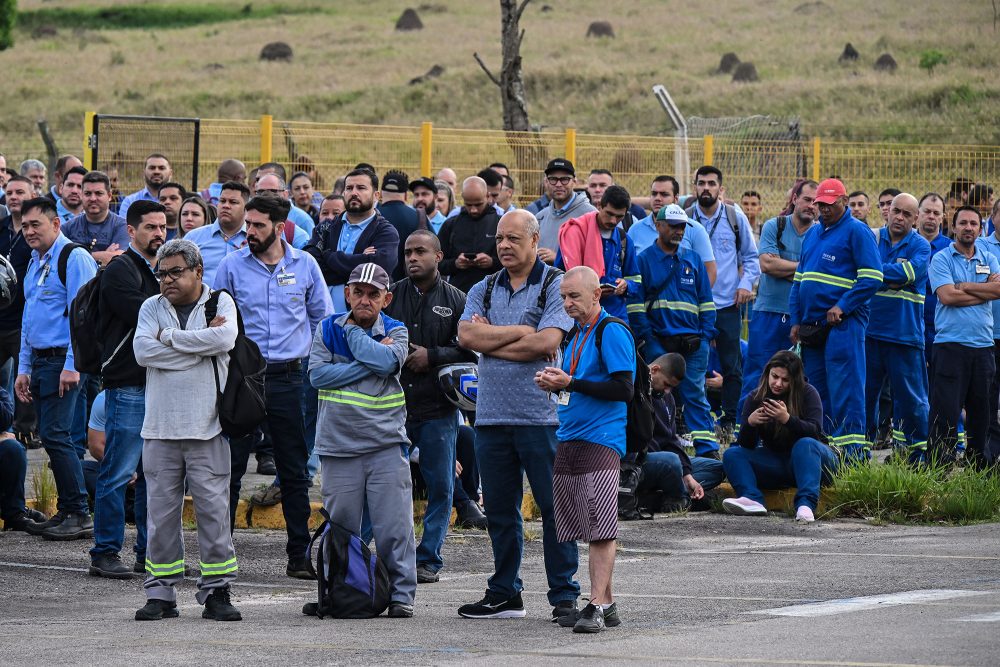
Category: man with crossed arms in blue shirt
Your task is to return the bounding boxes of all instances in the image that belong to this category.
[214,194,332,579]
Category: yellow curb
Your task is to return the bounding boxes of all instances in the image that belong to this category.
[715,482,831,514]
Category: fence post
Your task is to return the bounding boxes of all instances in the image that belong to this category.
[420,121,433,177]
[565,128,577,165]
[704,135,714,166]
[260,115,273,164]
[83,111,96,170]
[812,137,821,182]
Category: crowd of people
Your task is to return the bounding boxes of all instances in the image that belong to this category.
[0,148,997,631]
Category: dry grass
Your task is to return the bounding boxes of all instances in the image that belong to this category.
[2,0,998,162]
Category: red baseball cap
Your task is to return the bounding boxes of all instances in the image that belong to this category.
[814,178,847,205]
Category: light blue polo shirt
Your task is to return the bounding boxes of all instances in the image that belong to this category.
[627,213,716,263]
[929,243,1000,348]
[183,221,248,287]
[754,216,813,314]
[460,261,573,426]
[556,310,634,456]
[975,233,1000,340]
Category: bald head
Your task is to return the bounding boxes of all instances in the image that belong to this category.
[218,158,247,183]
[564,265,601,292]
[888,192,919,239]
[436,168,457,190]
[559,265,602,323]
[461,176,489,217]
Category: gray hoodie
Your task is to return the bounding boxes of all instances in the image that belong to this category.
[134,285,238,441]
[535,192,596,253]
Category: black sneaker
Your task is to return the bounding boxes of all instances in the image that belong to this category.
[255,455,277,476]
[2,508,46,532]
[24,511,63,536]
[41,511,93,541]
[458,590,526,619]
[416,565,439,583]
[135,599,179,621]
[551,598,577,623]
[89,553,134,579]
[388,602,414,618]
[573,603,606,633]
[302,602,319,616]
[286,557,316,580]
[455,501,488,530]
[202,586,242,621]
[133,558,146,575]
[603,602,621,627]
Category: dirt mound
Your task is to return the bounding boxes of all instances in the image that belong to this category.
[396,8,424,31]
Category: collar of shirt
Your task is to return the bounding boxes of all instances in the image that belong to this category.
[243,238,302,271]
[948,242,988,263]
[879,226,914,249]
[210,221,247,239]
[32,232,71,264]
[346,212,376,229]
[128,244,154,271]
[497,258,546,290]
[554,194,577,216]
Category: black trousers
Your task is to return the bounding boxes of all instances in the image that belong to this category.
[928,342,995,468]
[0,328,36,434]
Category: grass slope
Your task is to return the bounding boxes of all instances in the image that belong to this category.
[2,0,998,161]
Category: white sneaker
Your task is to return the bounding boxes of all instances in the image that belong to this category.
[722,497,768,516]
[795,506,815,523]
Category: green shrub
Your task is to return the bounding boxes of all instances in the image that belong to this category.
[919,49,948,74]
[0,0,14,51]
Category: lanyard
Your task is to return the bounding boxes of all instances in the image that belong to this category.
[568,313,600,377]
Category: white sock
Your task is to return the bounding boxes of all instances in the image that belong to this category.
[600,603,613,610]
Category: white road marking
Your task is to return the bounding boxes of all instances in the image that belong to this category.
[952,610,1000,622]
[754,589,988,617]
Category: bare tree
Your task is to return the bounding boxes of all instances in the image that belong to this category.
[474,0,532,132]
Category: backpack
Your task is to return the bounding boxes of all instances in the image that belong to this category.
[282,219,297,245]
[306,508,391,619]
[565,316,654,456]
[686,202,742,255]
[618,459,652,521]
[205,289,268,439]
[775,215,788,252]
[481,265,563,316]
[69,254,143,376]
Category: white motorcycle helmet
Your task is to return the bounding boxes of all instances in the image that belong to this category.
[0,255,17,309]
[437,363,478,412]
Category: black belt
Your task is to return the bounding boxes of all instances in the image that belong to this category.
[32,347,67,358]
[266,359,302,373]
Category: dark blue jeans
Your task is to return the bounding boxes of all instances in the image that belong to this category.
[230,365,311,559]
[0,437,28,520]
[31,355,87,514]
[723,438,839,511]
[91,386,147,559]
[408,414,458,572]
[638,452,725,500]
[715,305,744,427]
[474,424,580,606]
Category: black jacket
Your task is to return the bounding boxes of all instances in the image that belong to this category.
[98,248,160,389]
[648,391,693,477]
[377,201,420,282]
[0,216,32,331]
[385,275,476,421]
[737,383,825,454]
[438,208,500,294]
[304,211,399,286]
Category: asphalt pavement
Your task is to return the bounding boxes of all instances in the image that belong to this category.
[2,509,999,666]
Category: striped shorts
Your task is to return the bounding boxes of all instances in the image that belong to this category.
[552,440,620,543]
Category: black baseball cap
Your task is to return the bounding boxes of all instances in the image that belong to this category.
[544,158,575,176]
[408,176,437,193]
[382,172,408,193]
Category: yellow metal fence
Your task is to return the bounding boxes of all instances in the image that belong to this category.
[83,114,1000,215]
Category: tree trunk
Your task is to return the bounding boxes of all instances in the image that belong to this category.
[475,0,532,132]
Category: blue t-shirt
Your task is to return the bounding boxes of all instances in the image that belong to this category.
[555,311,635,456]
[929,243,1000,348]
[88,390,107,432]
[754,216,813,314]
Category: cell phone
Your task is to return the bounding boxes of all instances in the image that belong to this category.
[463,252,478,260]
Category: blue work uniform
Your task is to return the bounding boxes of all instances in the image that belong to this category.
[864,227,930,459]
[788,209,882,458]
[741,216,813,415]
[628,244,718,454]
[554,228,641,320]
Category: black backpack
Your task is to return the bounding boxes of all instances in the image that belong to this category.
[565,316,654,456]
[618,460,652,521]
[481,266,563,316]
[305,509,391,619]
[205,289,267,439]
[69,255,142,376]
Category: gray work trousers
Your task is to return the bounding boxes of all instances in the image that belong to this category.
[143,435,237,604]
[320,446,417,605]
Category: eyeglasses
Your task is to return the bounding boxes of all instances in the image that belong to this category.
[154,266,193,282]
[256,188,284,195]
[546,176,572,185]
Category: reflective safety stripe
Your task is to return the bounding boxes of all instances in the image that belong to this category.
[145,558,184,576]
[626,303,645,314]
[830,434,869,447]
[900,260,915,284]
[910,440,928,451]
[874,289,925,304]
[317,389,406,409]
[624,275,642,283]
[699,302,715,312]
[799,272,855,289]
[200,556,238,576]
[856,268,884,281]
[793,272,804,282]
[689,429,719,443]
[649,299,699,314]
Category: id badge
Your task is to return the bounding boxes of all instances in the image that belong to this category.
[557,391,571,406]
[277,272,297,286]
[976,264,991,275]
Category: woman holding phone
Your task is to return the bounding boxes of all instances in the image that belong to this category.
[721,350,838,523]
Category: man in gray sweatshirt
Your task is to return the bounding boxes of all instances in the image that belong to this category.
[132,239,242,623]
[308,262,417,618]
[535,158,596,264]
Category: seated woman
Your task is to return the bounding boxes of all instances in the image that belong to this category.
[722,350,838,523]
